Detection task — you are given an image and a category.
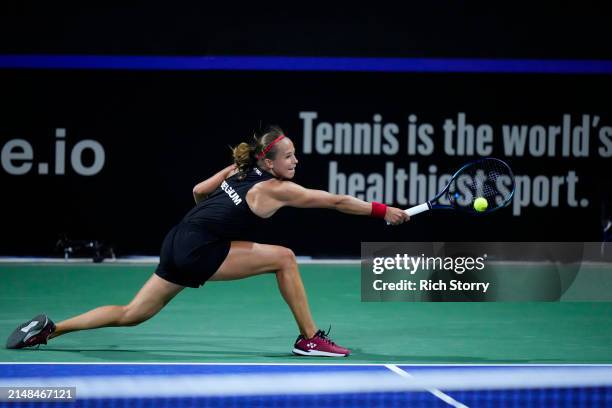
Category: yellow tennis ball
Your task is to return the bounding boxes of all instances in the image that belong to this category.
[473,197,488,212]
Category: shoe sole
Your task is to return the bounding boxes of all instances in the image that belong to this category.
[292,348,349,357]
[6,314,51,349]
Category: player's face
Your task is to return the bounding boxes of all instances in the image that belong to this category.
[270,138,298,179]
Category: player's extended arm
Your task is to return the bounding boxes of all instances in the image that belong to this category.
[192,164,238,204]
[269,182,409,225]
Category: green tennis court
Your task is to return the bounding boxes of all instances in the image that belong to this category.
[1,263,611,364]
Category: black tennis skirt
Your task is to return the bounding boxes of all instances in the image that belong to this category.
[155,223,231,288]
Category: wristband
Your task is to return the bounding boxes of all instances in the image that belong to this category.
[371,202,387,218]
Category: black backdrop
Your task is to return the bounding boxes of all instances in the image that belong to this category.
[2,5,611,59]
[1,5,611,257]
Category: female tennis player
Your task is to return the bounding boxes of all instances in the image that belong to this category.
[6,126,409,357]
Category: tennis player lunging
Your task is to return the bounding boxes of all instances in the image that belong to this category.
[6,127,409,356]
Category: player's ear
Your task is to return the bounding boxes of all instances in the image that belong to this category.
[264,158,274,169]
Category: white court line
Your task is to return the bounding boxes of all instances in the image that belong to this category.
[385,364,468,408]
[2,257,608,266]
[0,257,359,265]
[2,362,612,366]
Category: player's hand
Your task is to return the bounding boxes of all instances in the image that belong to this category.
[226,163,239,177]
[385,206,410,225]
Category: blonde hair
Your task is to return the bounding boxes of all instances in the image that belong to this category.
[232,126,285,178]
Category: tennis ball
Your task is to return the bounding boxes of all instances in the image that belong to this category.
[473,197,488,212]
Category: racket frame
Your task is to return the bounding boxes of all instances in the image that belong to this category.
[404,158,515,217]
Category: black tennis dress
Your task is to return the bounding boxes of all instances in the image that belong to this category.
[155,167,275,287]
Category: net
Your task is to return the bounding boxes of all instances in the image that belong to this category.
[1,388,610,408]
[2,366,612,408]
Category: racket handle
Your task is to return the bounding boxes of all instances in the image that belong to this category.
[386,202,431,225]
[405,203,431,217]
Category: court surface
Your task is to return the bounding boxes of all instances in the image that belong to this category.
[2,263,612,406]
[1,263,612,364]
[0,264,612,364]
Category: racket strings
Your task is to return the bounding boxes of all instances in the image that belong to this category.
[447,159,514,213]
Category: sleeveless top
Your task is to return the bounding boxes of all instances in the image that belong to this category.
[182,167,276,240]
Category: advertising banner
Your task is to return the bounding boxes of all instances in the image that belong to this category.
[1,69,610,256]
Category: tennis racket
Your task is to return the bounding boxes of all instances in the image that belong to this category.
[403,158,515,217]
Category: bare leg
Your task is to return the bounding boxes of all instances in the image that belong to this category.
[210,241,317,338]
[49,274,184,339]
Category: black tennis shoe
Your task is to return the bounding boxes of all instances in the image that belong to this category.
[6,314,55,349]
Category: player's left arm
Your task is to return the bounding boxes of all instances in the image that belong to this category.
[192,164,238,203]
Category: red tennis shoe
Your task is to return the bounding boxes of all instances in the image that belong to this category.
[292,328,351,357]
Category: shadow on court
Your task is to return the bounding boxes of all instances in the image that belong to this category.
[20,347,290,361]
[10,347,582,364]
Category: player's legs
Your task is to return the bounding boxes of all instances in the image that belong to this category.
[210,241,317,338]
[50,274,184,339]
